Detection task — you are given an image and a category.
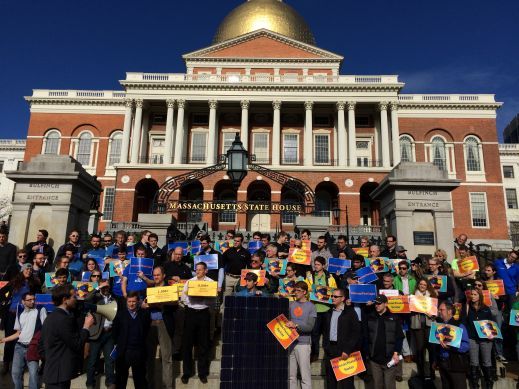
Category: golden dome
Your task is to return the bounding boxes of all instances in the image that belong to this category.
[213,0,316,45]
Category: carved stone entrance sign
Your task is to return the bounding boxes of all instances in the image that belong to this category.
[371,162,460,260]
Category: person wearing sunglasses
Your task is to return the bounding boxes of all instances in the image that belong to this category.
[286,281,316,389]
[321,288,361,389]
[3,250,30,282]
[364,294,405,389]
[393,260,416,296]
[56,229,83,259]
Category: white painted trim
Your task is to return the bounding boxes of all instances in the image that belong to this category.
[469,192,490,229]
[116,188,135,192]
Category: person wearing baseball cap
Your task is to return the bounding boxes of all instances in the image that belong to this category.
[364,294,404,389]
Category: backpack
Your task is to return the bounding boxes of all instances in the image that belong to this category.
[16,304,44,361]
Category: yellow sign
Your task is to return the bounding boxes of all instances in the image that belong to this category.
[187,280,218,297]
[147,285,179,304]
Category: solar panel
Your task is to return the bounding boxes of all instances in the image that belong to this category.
[220,296,289,389]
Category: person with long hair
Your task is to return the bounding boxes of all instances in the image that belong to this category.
[306,256,337,363]
[462,288,494,389]
[410,278,438,381]
[0,264,41,374]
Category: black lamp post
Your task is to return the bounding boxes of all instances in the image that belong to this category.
[226,134,248,190]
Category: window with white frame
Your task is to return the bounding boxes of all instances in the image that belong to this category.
[503,165,515,178]
[107,132,123,166]
[218,190,236,223]
[464,136,482,172]
[149,137,165,164]
[356,138,372,167]
[431,137,447,171]
[44,130,61,155]
[399,135,414,162]
[506,189,518,209]
[191,132,207,163]
[76,132,92,166]
[314,133,330,164]
[470,192,488,227]
[222,132,238,155]
[283,133,299,164]
[102,187,115,220]
[252,132,269,163]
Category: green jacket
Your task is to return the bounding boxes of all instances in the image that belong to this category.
[393,274,417,295]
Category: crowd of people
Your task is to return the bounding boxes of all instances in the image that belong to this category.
[0,227,517,389]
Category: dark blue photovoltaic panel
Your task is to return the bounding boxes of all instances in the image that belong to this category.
[220,296,289,389]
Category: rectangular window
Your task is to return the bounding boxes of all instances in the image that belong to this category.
[355,115,371,127]
[506,189,518,209]
[192,114,209,126]
[222,132,237,155]
[253,133,269,163]
[314,134,330,164]
[102,187,115,220]
[17,161,23,170]
[470,193,488,227]
[0,160,3,172]
[191,133,207,163]
[76,139,92,166]
[503,165,514,178]
[108,138,122,166]
[283,133,299,164]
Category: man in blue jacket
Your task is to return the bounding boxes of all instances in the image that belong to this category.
[494,250,519,309]
[434,301,470,389]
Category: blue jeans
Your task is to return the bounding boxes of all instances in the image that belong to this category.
[86,331,115,386]
[11,343,39,389]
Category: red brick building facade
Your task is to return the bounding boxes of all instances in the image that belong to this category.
[23,0,508,249]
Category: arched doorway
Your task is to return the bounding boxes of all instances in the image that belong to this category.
[280,182,305,227]
[178,180,203,223]
[359,182,380,226]
[247,180,271,231]
[213,180,237,230]
[314,182,339,224]
[133,178,159,221]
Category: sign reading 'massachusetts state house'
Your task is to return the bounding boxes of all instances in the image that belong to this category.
[168,200,303,214]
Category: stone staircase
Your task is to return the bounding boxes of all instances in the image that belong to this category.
[1,330,518,388]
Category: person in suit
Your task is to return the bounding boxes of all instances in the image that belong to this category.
[112,291,151,389]
[39,284,95,389]
[322,287,362,389]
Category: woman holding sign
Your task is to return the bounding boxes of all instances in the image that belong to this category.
[306,256,337,363]
[410,278,438,380]
[462,288,494,389]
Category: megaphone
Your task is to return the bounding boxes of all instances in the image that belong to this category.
[83,300,118,340]
[84,300,118,322]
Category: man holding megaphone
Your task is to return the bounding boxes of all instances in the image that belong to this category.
[84,279,116,389]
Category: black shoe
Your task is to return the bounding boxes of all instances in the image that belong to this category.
[181,375,190,384]
[172,352,182,361]
[199,376,208,384]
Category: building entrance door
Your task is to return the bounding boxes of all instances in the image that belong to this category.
[248,213,271,231]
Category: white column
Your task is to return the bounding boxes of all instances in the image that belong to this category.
[379,101,390,168]
[130,99,143,164]
[240,100,250,149]
[272,100,281,165]
[173,100,186,164]
[120,99,133,164]
[304,101,313,166]
[390,102,400,166]
[207,100,218,164]
[347,102,357,167]
[164,99,175,164]
[336,101,347,167]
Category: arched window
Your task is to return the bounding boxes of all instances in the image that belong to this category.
[44,130,60,154]
[431,137,446,171]
[464,136,482,172]
[108,132,123,166]
[76,132,92,166]
[399,135,413,162]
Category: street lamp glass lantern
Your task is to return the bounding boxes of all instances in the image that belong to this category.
[332,207,340,220]
[227,134,248,188]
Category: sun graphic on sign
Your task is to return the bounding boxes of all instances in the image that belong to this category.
[274,322,290,340]
[338,358,358,375]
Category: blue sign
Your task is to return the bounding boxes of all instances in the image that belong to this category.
[349,284,377,303]
[328,258,351,275]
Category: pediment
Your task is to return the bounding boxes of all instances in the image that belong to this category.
[183,29,343,61]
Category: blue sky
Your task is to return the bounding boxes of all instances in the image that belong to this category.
[1,0,518,140]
